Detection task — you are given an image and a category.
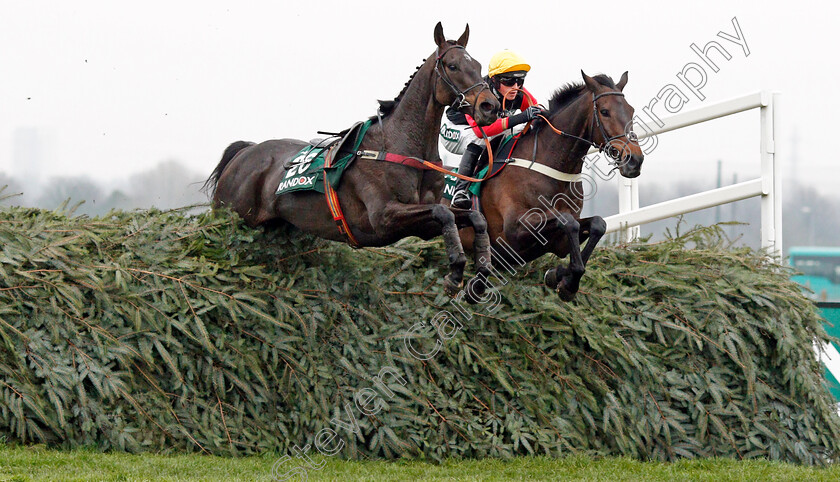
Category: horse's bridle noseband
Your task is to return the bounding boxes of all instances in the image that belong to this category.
[591,91,638,163]
[433,44,490,117]
[535,90,638,166]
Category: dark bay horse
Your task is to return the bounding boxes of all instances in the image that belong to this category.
[458,71,644,301]
[205,23,500,295]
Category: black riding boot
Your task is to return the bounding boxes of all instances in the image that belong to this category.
[451,143,483,209]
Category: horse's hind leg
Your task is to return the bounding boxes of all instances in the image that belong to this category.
[369,203,468,295]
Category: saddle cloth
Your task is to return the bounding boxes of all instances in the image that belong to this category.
[275,120,371,196]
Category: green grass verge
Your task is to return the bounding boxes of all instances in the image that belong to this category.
[2,444,840,481]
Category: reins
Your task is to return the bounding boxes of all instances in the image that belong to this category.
[389,130,495,183]
[500,89,642,183]
[535,90,630,157]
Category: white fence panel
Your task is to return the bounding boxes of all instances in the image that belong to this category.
[599,91,782,260]
[593,91,840,406]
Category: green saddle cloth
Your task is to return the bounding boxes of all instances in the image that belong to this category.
[275,121,371,196]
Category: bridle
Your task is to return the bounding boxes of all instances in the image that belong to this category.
[534,89,638,166]
[375,43,490,153]
[365,42,496,182]
[590,91,638,162]
[433,44,491,118]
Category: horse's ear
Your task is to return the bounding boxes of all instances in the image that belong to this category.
[617,71,629,91]
[456,24,469,47]
[581,70,599,92]
[434,22,446,47]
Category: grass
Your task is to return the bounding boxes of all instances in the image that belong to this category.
[3,445,840,481]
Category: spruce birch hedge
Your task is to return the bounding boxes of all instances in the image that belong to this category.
[0,202,838,464]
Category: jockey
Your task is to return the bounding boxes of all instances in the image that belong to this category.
[439,49,546,209]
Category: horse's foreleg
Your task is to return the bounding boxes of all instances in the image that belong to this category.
[544,215,606,301]
[542,213,584,301]
[451,208,492,303]
[369,203,467,295]
[578,216,607,265]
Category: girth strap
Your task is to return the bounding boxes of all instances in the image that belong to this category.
[323,146,361,248]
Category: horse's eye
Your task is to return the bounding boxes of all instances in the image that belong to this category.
[600,109,610,116]
[448,64,458,71]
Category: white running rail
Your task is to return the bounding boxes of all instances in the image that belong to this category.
[598,92,840,404]
[601,91,783,260]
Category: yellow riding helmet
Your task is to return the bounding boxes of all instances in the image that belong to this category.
[488,50,531,78]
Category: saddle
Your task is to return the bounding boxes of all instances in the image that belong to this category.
[466,134,518,194]
[326,121,367,166]
[286,121,368,170]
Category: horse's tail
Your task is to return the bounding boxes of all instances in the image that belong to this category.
[202,141,255,196]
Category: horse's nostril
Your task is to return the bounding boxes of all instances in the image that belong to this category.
[624,156,643,173]
[480,102,495,115]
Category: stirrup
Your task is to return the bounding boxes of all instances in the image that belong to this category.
[451,190,472,209]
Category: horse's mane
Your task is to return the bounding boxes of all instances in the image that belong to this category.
[375,40,458,118]
[375,62,423,118]
[547,74,616,115]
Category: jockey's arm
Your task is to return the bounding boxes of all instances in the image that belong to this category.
[464,87,540,138]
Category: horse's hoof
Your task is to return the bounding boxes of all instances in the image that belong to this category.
[443,274,463,296]
[544,267,571,288]
[555,278,577,302]
[544,268,558,290]
[463,277,484,305]
[556,287,577,302]
[469,272,488,295]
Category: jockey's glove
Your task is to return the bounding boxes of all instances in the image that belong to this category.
[507,105,544,127]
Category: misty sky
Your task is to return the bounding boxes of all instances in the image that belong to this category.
[2,0,838,199]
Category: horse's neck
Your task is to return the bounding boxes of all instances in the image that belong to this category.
[538,94,593,174]
[372,62,442,160]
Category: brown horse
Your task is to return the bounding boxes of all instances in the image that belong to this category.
[205,23,499,295]
[457,71,644,301]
